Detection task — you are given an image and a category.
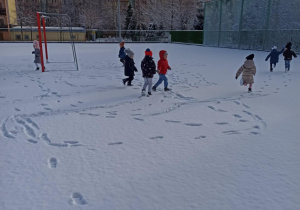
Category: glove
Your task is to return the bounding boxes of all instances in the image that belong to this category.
[32,51,35,54]
[235,76,238,80]
[265,59,267,61]
[168,67,171,70]
[156,70,160,73]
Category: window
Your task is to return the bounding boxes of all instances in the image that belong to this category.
[15,35,21,40]
[0,19,4,26]
[0,33,4,41]
[24,35,29,40]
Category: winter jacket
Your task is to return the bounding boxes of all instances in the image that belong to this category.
[119,47,126,59]
[33,49,41,64]
[141,55,156,78]
[283,49,297,60]
[236,60,256,84]
[124,55,137,77]
[157,50,170,75]
[265,48,284,64]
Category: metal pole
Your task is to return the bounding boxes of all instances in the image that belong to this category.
[42,17,48,62]
[203,1,207,45]
[238,0,245,49]
[117,0,121,40]
[263,0,272,51]
[217,0,223,47]
[37,13,45,72]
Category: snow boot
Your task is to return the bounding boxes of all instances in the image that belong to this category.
[127,83,133,86]
[152,86,156,91]
[35,67,39,71]
[122,79,127,85]
[164,87,171,91]
[248,88,252,93]
[141,89,146,96]
[148,92,152,96]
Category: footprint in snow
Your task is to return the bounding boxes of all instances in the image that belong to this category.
[149,136,164,140]
[108,142,123,145]
[27,139,38,144]
[195,136,206,139]
[133,118,144,121]
[165,120,181,124]
[185,123,202,127]
[70,192,87,205]
[215,122,229,125]
[233,114,242,119]
[48,157,58,169]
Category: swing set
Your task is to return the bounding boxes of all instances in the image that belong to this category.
[36,12,79,72]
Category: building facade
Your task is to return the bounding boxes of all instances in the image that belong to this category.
[0,0,17,41]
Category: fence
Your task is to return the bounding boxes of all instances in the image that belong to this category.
[204,0,300,52]
[0,27,86,42]
[0,28,203,45]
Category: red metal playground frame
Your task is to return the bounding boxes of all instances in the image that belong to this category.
[36,12,79,72]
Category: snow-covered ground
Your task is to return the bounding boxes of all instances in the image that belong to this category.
[0,43,299,210]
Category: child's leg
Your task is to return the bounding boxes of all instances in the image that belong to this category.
[270,62,273,71]
[249,83,252,88]
[142,78,149,90]
[162,75,168,88]
[285,60,289,70]
[127,76,134,85]
[154,74,164,88]
[287,60,291,70]
[148,78,153,93]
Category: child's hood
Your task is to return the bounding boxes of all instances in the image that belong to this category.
[244,60,255,68]
[159,50,167,60]
[33,40,40,49]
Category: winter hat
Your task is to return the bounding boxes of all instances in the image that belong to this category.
[286,42,292,49]
[246,54,254,60]
[145,48,153,57]
[119,41,125,47]
[125,48,134,57]
[272,46,277,50]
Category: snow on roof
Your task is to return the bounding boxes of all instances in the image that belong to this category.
[11,26,86,32]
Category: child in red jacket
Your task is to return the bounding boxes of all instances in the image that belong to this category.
[152,50,171,91]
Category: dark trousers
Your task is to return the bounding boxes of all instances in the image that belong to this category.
[124,76,134,85]
[270,62,276,71]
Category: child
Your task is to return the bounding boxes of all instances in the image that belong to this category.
[122,48,138,86]
[141,48,156,96]
[283,42,297,72]
[118,41,126,66]
[265,45,284,72]
[235,54,256,93]
[152,50,171,91]
[32,40,41,70]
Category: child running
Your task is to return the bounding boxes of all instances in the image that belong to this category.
[141,48,156,96]
[265,45,284,72]
[122,48,138,86]
[152,50,171,91]
[118,41,126,66]
[283,42,297,72]
[235,54,256,93]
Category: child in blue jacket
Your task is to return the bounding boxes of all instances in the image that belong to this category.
[265,46,284,72]
[118,41,126,66]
